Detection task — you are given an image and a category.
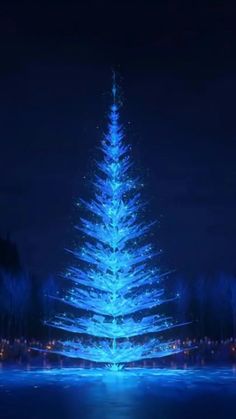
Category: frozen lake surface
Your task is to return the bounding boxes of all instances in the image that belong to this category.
[0,366,236,419]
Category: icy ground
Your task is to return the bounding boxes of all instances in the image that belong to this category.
[0,366,236,418]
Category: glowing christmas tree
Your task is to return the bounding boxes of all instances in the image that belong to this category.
[47,79,185,367]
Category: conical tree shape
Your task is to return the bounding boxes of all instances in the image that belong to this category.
[47,80,185,365]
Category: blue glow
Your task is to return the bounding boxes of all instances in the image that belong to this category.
[1,367,236,419]
[46,81,186,366]
[1,366,236,385]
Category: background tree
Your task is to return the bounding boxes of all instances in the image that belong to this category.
[211,273,230,339]
[195,275,207,337]
[40,275,58,338]
[0,269,31,337]
[229,275,236,338]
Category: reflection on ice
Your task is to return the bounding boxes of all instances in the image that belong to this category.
[0,366,236,387]
[0,367,236,419]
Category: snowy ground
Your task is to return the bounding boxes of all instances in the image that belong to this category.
[0,366,236,418]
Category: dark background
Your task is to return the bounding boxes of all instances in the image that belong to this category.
[0,2,236,338]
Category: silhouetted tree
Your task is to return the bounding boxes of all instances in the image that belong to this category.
[211,273,230,339]
[195,275,207,337]
[229,275,236,338]
[0,269,31,337]
[0,236,21,272]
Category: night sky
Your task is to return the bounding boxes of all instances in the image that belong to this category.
[0,2,236,279]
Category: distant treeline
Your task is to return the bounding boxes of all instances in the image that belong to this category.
[169,273,236,339]
[0,236,236,339]
[0,236,58,339]
[0,268,236,340]
[0,269,58,339]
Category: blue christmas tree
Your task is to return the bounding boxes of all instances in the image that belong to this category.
[47,79,185,367]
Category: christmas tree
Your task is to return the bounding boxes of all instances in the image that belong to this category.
[47,78,184,368]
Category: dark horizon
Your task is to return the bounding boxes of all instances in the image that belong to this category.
[0,2,236,280]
